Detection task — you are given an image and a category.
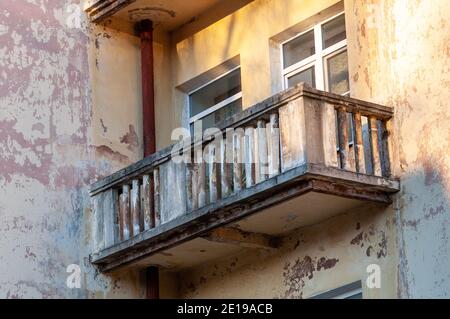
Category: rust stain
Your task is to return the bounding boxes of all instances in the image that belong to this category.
[93,145,129,163]
[120,125,139,150]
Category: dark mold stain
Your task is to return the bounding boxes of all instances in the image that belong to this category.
[350,232,363,246]
[282,255,339,299]
[316,257,339,271]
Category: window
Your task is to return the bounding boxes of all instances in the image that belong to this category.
[189,67,242,131]
[309,281,363,299]
[281,13,349,95]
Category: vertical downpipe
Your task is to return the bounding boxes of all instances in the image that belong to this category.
[137,19,159,299]
[146,266,160,299]
[137,19,156,157]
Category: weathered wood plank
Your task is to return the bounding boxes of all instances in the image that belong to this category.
[321,103,339,167]
[380,120,391,177]
[197,158,207,208]
[220,133,233,198]
[139,184,144,230]
[207,143,219,203]
[353,112,366,174]
[93,192,105,251]
[130,179,141,237]
[337,107,351,170]
[191,163,199,211]
[244,126,255,188]
[267,113,281,178]
[94,188,120,250]
[233,128,245,191]
[119,185,131,241]
[257,120,268,182]
[112,189,120,244]
[153,168,161,227]
[142,175,153,230]
[279,98,306,172]
[185,162,194,212]
[159,161,187,223]
[106,189,119,247]
[369,116,382,176]
[254,124,261,183]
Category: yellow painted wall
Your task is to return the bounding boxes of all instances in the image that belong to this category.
[86,0,449,298]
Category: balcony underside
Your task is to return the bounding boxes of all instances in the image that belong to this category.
[85,0,253,34]
[91,163,399,273]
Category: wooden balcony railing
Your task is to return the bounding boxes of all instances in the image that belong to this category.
[90,84,399,271]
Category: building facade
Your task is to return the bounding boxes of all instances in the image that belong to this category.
[0,0,449,298]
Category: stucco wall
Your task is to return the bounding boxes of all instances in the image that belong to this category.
[345,0,450,298]
[175,204,397,299]
[0,0,146,298]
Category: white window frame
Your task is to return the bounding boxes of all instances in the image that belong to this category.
[188,66,242,125]
[281,12,348,94]
[309,281,363,299]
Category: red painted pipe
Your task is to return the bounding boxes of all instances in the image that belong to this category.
[137,19,156,157]
[146,266,160,299]
[137,20,159,300]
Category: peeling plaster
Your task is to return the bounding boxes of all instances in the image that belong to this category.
[0,0,143,298]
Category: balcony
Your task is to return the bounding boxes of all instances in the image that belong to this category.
[90,84,399,272]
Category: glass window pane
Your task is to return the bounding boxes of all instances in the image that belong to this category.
[192,98,242,131]
[283,30,315,68]
[322,14,346,49]
[189,69,241,117]
[326,50,349,94]
[287,66,315,88]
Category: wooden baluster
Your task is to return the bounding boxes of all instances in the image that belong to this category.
[348,114,356,171]
[257,120,268,182]
[142,174,153,230]
[119,184,131,240]
[153,168,161,226]
[112,189,120,244]
[186,162,194,212]
[380,120,391,177]
[118,191,124,241]
[253,124,261,184]
[139,184,144,230]
[353,112,366,174]
[244,126,255,188]
[369,116,382,176]
[267,113,280,178]
[321,103,339,167]
[220,133,232,198]
[207,143,219,204]
[191,163,199,210]
[197,154,206,207]
[233,128,245,191]
[130,179,141,237]
[337,107,351,170]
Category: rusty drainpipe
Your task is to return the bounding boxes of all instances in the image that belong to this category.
[136,19,159,300]
[137,19,156,158]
